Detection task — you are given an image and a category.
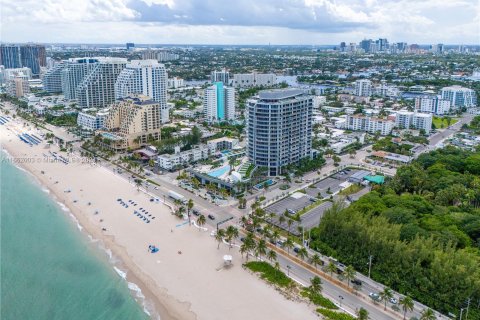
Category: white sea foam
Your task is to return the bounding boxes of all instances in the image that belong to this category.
[128,282,146,299]
[113,266,127,280]
[67,212,83,231]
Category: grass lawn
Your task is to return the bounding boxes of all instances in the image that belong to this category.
[300,289,338,310]
[317,308,356,320]
[339,184,363,196]
[298,199,325,216]
[433,116,458,129]
[244,261,292,287]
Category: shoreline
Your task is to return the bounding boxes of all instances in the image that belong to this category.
[1,135,196,320]
[0,114,319,320]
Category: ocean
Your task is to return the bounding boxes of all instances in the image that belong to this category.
[0,154,150,320]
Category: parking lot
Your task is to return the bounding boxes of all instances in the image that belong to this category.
[264,168,366,235]
[300,201,333,229]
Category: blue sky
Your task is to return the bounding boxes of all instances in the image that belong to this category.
[1,0,479,44]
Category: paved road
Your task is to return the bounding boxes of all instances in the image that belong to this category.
[427,114,474,147]
[274,253,398,320]
[57,111,472,320]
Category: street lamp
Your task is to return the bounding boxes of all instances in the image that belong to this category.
[286,265,291,276]
[368,255,373,278]
[338,295,344,307]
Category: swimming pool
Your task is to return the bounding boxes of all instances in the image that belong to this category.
[208,165,230,178]
[255,179,276,189]
[100,132,123,141]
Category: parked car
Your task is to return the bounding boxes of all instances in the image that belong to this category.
[192,209,200,216]
[351,279,362,286]
[208,214,215,220]
[369,292,380,301]
[390,297,398,304]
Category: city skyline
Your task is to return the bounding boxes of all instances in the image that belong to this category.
[1,0,479,45]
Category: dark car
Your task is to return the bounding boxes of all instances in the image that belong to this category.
[351,279,362,286]
[208,214,215,220]
[293,247,300,253]
[192,209,200,216]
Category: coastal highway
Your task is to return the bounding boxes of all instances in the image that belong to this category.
[274,253,397,320]
[97,160,399,319]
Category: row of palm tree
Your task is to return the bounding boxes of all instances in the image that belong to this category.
[233,203,436,320]
[375,287,435,320]
[214,226,240,250]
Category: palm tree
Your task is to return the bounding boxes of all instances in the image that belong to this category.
[270,230,280,246]
[267,250,277,263]
[278,214,286,227]
[379,287,393,311]
[177,206,186,218]
[215,229,225,249]
[134,179,142,191]
[240,215,248,227]
[309,276,322,295]
[310,254,322,270]
[286,218,293,235]
[240,242,249,260]
[399,296,414,320]
[242,235,256,261]
[297,247,308,261]
[357,307,369,320]
[343,265,356,288]
[284,237,294,255]
[326,261,337,277]
[255,239,267,260]
[187,199,194,225]
[225,226,239,250]
[274,261,281,277]
[420,309,436,320]
[196,214,206,231]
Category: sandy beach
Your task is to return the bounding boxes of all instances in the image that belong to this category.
[0,115,319,320]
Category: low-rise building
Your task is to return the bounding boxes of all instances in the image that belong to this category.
[415,96,451,115]
[330,132,366,153]
[232,72,276,88]
[168,77,184,89]
[6,76,30,97]
[157,144,215,170]
[206,137,239,151]
[346,114,394,135]
[394,111,432,133]
[313,96,327,110]
[77,109,110,131]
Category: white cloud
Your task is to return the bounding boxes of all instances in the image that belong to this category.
[0,0,478,44]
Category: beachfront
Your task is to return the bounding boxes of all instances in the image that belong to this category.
[0,117,318,320]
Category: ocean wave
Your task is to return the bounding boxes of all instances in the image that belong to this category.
[113,266,127,280]
[128,282,146,299]
[67,212,83,231]
[114,267,160,319]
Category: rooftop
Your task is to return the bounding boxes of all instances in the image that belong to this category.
[258,88,305,100]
